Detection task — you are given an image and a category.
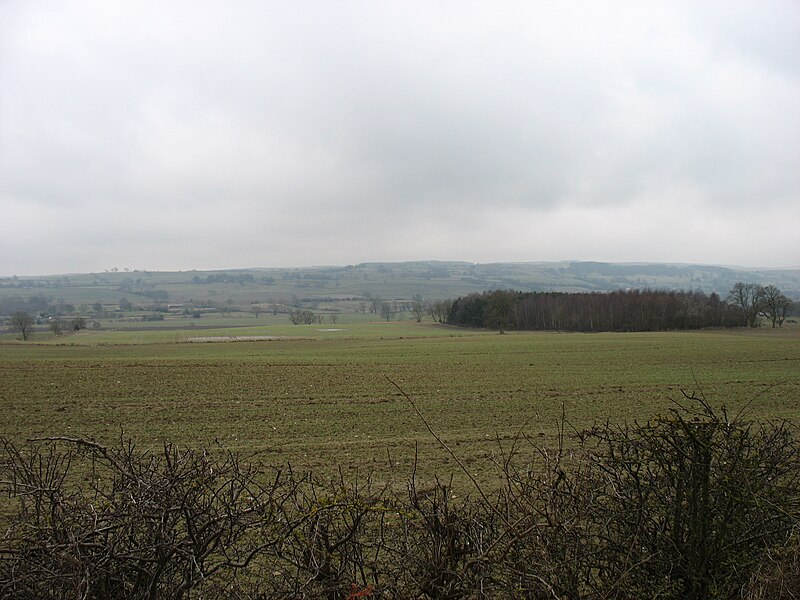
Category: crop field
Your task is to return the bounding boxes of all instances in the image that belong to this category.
[2,322,799,488]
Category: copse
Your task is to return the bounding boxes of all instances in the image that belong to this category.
[446,289,745,331]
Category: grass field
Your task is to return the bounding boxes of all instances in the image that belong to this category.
[2,322,799,488]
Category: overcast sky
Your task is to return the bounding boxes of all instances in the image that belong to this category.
[1,1,798,275]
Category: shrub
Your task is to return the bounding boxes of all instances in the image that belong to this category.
[1,395,797,598]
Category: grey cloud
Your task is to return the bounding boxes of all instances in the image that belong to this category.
[1,0,798,274]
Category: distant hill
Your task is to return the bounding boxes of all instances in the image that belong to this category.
[1,261,799,318]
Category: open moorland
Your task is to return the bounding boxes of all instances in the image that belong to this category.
[2,319,798,487]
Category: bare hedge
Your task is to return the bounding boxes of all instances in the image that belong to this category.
[1,396,798,599]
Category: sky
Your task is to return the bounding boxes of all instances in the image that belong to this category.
[1,1,799,276]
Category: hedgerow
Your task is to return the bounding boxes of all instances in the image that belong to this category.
[1,394,798,599]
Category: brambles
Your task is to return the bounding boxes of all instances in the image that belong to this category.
[579,395,800,598]
[0,437,294,599]
[1,395,798,598]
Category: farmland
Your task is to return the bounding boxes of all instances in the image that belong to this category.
[3,261,800,317]
[2,321,798,487]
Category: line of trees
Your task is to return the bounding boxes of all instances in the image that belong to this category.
[192,273,257,285]
[0,293,52,316]
[446,289,747,331]
[6,312,91,340]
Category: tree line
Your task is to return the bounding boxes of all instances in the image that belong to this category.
[445,283,794,332]
[446,289,742,331]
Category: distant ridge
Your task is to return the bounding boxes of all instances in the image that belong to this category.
[3,261,799,304]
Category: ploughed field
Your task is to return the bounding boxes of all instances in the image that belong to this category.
[2,323,798,486]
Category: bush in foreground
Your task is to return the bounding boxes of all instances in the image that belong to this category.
[1,396,798,599]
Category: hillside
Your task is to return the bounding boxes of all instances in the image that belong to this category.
[2,261,799,311]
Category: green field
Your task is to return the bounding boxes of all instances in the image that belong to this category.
[2,322,799,487]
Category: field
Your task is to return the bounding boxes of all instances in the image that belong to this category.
[2,321,799,488]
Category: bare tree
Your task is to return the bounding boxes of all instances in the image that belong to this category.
[411,294,424,322]
[758,285,791,328]
[9,311,34,340]
[49,320,64,336]
[427,299,452,324]
[380,302,395,321]
[728,282,763,327]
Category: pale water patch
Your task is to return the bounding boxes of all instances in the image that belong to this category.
[187,335,296,342]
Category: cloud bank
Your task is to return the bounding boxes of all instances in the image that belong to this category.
[1,0,798,274]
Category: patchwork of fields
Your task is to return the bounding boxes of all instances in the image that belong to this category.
[2,322,798,487]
